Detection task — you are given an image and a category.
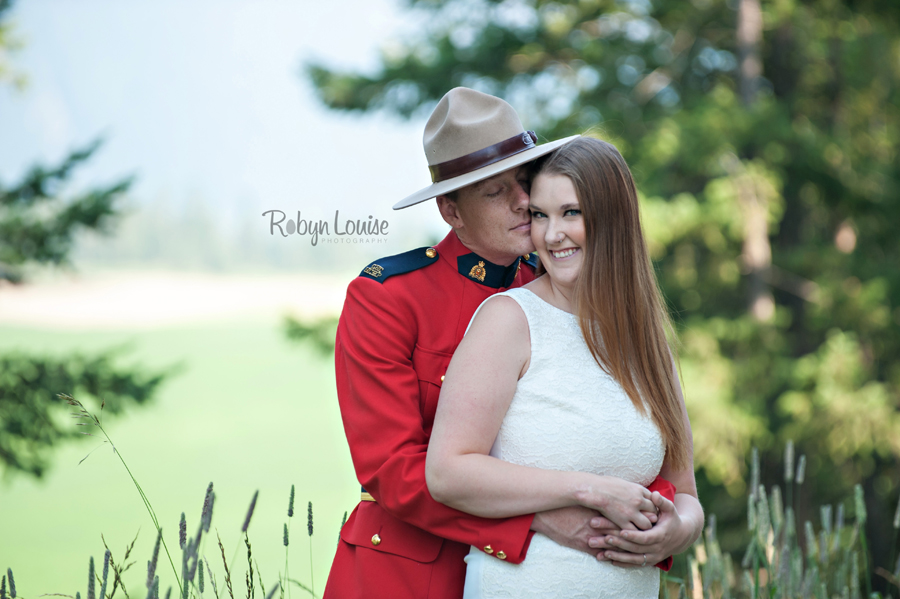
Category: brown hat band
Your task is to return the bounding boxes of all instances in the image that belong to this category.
[429,131,538,183]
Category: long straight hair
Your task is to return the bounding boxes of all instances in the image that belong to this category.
[536,137,690,471]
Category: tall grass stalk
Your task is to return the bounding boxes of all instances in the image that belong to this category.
[283,485,295,599]
[232,491,259,571]
[307,502,314,597]
[853,485,872,598]
[336,511,348,553]
[891,493,900,592]
[784,441,795,511]
[244,534,255,599]
[217,532,235,599]
[204,557,220,599]
[678,445,885,599]
[61,394,182,590]
[286,579,317,599]
[99,550,110,599]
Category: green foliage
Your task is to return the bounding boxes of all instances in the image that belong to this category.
[0,0,25,90]
[668,476,897,599]
[0,141,163,477]
[0,1,165,478]
[307,0,900,585]
[0,353,167,477]
[283,316,338,356]
[0,138,132,283]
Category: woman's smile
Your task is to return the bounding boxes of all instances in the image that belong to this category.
[550,248,579,259]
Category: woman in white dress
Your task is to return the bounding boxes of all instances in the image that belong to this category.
[425,137,704,598]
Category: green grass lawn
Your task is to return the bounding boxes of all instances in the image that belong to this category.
[0,316,356,598]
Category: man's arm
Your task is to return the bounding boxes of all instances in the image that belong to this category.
[532,506,609,553]
[335,277,534,562]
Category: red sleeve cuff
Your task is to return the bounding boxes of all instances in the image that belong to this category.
[495,513,536,564]
[647,476,676,571]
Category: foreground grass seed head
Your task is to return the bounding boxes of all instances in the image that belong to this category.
[88,556,96,599]
[854,484,867,525]
[783,440,794,484]
[202,483,215,533]
[47,398,896,598]
[243,490,259,533]
[179,513,187,550]
[147,528,162,590]
[99,550,110,599]
[198,558,204,593]
[796,454,806,485]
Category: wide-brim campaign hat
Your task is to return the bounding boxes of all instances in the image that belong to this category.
[394,87,579,210]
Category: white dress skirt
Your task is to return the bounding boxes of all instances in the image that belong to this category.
[461,288,665,599]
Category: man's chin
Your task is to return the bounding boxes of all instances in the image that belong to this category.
[511,231,534,253]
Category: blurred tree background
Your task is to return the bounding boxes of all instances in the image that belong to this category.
[0,0,165,478]
[307,0,900,583]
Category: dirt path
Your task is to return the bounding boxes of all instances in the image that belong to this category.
[0,270,349,329]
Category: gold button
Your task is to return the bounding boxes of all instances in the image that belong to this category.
[371,534,381,546]
[522,254,531,260]
[440,375,445,382]
[496,551,506,560]
[426,248,437,258]
[483,545,493,554]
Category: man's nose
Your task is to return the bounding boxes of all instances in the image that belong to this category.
[511,179,530,208]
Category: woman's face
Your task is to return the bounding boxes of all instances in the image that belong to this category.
[529,173,586,289]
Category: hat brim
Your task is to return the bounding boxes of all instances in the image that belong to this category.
[393,134,581,210]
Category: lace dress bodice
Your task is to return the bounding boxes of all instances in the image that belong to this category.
[462,287,665,599]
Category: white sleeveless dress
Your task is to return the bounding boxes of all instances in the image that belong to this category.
[462,288,665,599]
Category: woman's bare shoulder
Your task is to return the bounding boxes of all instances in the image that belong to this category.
[460,293,531,376]
[469,293,529,335]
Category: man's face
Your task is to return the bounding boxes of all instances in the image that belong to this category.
[440,166,534,266]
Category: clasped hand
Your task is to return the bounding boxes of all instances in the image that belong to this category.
[589,492,683,567]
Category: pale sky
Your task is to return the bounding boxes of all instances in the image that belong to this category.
[0,0,452,265]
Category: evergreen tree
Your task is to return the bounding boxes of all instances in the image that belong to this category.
[0,0,166,477]
[308,0,900,579]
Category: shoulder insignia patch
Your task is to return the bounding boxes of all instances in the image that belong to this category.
[359,246,439,283]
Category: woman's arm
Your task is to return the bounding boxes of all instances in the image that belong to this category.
[594,366,704,564]
[425,295,658,531]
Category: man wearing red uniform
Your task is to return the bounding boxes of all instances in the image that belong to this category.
[323,89,672,599]
[322,88,588,599]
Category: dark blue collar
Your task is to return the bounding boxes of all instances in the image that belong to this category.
[456,253,523,289]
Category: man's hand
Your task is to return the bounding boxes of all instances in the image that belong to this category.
[593,492,697,567]
[531,506,655,556]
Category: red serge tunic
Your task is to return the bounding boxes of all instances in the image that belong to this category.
[323,230,538,599]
